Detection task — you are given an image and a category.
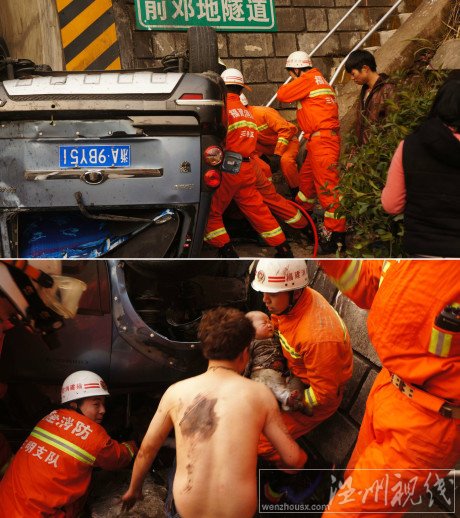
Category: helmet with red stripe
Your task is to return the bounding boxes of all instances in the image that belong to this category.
[221,68,252,91]
[251,259,309,293]
[61,370,110,404]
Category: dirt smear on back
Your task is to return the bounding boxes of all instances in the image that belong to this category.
[179,394,218,440]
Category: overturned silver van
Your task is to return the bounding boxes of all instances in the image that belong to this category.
[0,61,226,258]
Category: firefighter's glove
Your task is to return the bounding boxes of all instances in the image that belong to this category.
[270,154,281,174]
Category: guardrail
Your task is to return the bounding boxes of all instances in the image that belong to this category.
[330,0,405,85]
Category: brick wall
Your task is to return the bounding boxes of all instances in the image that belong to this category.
[112,0,414,120]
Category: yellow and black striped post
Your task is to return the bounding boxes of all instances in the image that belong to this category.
[55,0,121,71]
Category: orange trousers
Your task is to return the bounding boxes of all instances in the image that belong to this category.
[204,162,286,248]
[324,369,460,517]
[256,140,300,189]
[252,157,307,230]
[258,397,341,466]
[296,134,345,232]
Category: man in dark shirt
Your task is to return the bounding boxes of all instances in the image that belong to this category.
[345,50,396,146]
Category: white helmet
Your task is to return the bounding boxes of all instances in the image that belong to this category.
[221,68,252,90]
[239,93,249,106]
[251,259,309,293]
[61,370,110,404]
[286,51,312,69]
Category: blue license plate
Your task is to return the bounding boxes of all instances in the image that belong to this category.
[59,145,131,168]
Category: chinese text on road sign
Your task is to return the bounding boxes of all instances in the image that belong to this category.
[135,0,277,31]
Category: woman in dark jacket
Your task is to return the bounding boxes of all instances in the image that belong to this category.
[382,79,460,257]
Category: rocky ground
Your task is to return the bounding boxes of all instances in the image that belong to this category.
[87,470,168,518]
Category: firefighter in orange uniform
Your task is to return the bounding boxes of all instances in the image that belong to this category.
[0,260,88,483]
[251,259,353,465]
[240,94,300,193]
[0,371,138,517]
[277,51,346,253]
[320,260,460,517]
[204,68,294,258]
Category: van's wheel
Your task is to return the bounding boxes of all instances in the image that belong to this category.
[0,37,10,60]
[187,27,219,73]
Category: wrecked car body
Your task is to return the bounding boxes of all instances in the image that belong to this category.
[0,260,250,388]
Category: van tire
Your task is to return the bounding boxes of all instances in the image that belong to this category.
[187,27,218,73]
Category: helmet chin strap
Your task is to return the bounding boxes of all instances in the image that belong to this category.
[280,288,304,315]
[66,401,84,415]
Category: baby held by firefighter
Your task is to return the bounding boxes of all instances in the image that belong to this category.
[245,311,311,415]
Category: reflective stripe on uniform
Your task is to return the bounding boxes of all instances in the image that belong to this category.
[309,88,336,98]
[123,442,135,458]
[324,210,345,221]
[31,427,95,466]
[278,332,302,359]
[285,210,302,225]
[278,137,289,146]
[260,227,283,239]
[227,121,258,133]
[429,328,453,357]
[304,386,318,408]
[257,123,269,132]
[379,260,393,287]
[336,260,362,293]
[204,227,228,242]
[297,191,316,204]
[331,307,349,342]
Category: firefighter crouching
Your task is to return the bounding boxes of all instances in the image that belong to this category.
[240,93,300,196]
[0,371,138,518]
[252,259,353,466]
[0,260,88,483]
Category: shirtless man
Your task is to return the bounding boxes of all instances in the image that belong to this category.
[121,306,307,518]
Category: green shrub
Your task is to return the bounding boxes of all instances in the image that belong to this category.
[338,69,447,257]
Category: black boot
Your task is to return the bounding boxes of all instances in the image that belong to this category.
[318,231,346,255]
[274,242,294,258]
[290,187,299,200]
[217,243,239,258]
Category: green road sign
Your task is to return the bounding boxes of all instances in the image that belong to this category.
[135,0,277,32]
